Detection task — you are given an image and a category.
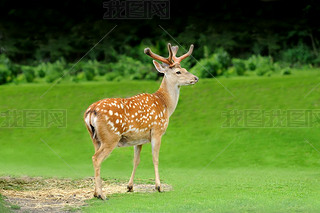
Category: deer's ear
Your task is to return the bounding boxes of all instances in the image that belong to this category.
[152,60,166,73]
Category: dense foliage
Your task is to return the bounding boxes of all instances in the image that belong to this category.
[0,49,298,85]
[0,0,319,84]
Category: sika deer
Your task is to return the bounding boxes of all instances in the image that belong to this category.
[84,43,198,200]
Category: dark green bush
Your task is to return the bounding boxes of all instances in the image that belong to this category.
[190,51,230,78]
[46,69,62,83]
[0,65,10,85]
[97,63,112,76]
[10,64,21,78]
[243,55,276,76]
[192,53,276,78]
[105,72,118,81]
[22,67,35,83]
[145,72,158,80]
[281,43,314,65]
[110,55,155,80]
[281,68,291,75]
[113,75,124,82]
[191,58,220,78]
[246,56,257,71]
[83,66,95,81]
[0,55,16,83]
[35,63,46,78]
[38,69,46,78]
[265,71,273,77]
[232,59,246,76]
[215,48,232,70]
[255,57,274,76]
[45,62,65,83]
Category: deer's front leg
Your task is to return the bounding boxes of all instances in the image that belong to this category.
[127,145,142,192]
[151,134,162,192]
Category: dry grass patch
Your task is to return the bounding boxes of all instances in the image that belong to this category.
[0,176,172,212]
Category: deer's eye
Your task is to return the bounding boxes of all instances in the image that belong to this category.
[176,71,181,74]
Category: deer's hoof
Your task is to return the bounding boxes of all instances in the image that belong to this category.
[94,192,107,200]
[155,185,162,192]
[127,185,133,192]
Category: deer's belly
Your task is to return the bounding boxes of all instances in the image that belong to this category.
[117,138,150,147]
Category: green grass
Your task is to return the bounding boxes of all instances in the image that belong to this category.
[0,195,11,213]
[84,168,320,213]
[1,71,320,212]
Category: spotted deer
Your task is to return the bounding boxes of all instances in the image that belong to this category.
[84,43,198,200]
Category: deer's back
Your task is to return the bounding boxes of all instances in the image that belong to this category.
[84,93,169,146]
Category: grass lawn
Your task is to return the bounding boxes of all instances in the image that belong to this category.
[1,70,320,212]
[84,168,320,213]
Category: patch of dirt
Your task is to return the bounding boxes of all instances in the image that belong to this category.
[0,176,172,212]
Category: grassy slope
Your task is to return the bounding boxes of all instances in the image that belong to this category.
[1,71,320,212]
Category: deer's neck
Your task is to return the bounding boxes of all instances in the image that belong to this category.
[155,76,180,117]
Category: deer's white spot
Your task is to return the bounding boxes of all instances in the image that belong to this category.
[116,119,119,124]
[109,110,113,116]
[107,120,114,128]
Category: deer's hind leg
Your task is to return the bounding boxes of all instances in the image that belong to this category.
[127,145,142,192]
[151,132,162,192]
[92,123,120,200]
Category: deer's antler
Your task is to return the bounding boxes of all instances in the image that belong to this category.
[144,43,194,67]
[171,44,194,64]
[144,43,173,65]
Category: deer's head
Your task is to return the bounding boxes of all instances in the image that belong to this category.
[144,43,199,86]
